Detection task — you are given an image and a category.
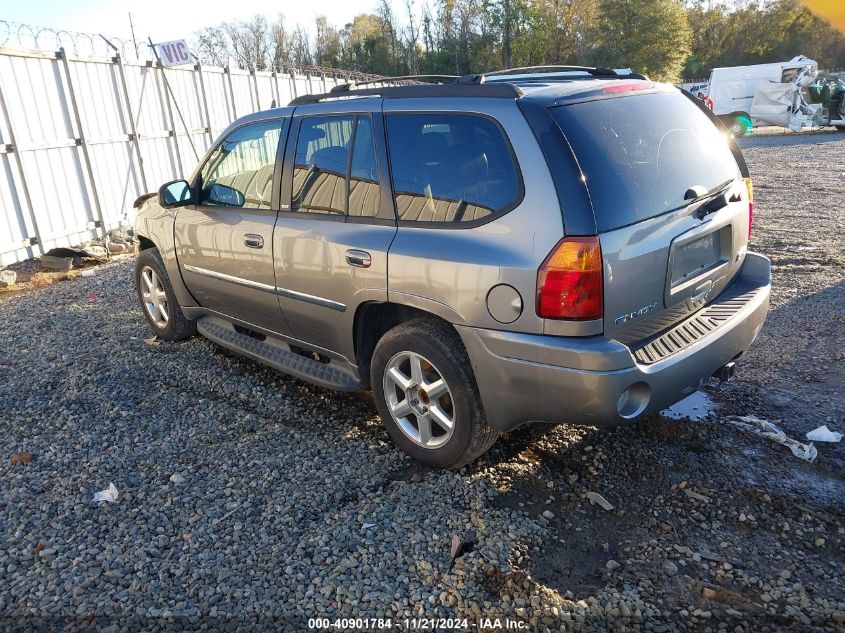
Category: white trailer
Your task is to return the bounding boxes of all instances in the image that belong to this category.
[706,56,819,134]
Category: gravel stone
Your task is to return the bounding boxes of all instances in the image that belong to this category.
[0,130,842,631]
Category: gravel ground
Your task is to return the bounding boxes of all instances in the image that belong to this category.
[1,132,843,632]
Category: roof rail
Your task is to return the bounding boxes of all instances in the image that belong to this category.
[485,65,619,77]
[289,83,522,106]
[330,74,459,93]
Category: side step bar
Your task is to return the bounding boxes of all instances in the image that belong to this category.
[197,317,364,391]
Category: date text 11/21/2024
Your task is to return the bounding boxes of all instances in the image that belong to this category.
[308,618,529,630]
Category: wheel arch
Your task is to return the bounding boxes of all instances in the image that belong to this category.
[132,222,198,309]
[353,301,461,380]
[137,234,156,251]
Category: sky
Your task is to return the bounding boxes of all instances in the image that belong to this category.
[1,0,394,45]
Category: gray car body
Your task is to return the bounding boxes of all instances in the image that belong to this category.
[134,79,771,432]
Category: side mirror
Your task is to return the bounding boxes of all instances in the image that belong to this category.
[158,180,192,207]
[208,183,245,207]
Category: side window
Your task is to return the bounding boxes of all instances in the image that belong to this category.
[348,117,380,218]
[200,120,282,209]
[292,116,354,215]
[385,114,520,224]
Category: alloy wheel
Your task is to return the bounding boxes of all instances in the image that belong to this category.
[383,351,455,449]
[140,266,169,329]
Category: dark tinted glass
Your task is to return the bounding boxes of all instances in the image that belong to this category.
[292,116,353,215]
[200,120,282,209]
[385,114,520,224]
[551,91,740,232]
[348,117,380,218]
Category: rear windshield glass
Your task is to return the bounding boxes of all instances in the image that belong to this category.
[551,91,740,232]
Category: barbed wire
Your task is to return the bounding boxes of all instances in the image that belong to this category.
[0,20,146,59]
[0,20,380,80]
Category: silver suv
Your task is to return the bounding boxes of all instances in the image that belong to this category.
[133,67,771,469]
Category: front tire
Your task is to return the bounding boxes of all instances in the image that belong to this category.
[134,248,196,341]
[371,318,497,469]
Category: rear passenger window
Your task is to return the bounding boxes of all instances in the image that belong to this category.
[200,120,282,209]
[293,116,354,215]
[385,114,520,224]
[292,115,381,218]
[348,117,380,218]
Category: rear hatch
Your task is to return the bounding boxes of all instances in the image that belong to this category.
[550,87,751,344]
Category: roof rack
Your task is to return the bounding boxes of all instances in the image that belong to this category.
[288,65,645,106]
[485,64,620,77]
[330,74,459,93]
[289,83,522,105]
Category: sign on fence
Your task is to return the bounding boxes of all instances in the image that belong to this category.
[156,40,192,67]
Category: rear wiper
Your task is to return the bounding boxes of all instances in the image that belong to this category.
[685,178,734,219]
[684,178,734,203]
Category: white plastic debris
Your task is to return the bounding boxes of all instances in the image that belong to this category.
[80,269,96,278]
[93,482,119,503]
[806,425,843,443]
[584,491,615,511]
[0,269,16,287]
[725,416,818,462]
[362,522,376,529]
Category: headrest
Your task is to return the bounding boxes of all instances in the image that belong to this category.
[300,127,326,144]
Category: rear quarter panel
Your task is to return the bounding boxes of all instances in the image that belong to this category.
[385,99,563,334]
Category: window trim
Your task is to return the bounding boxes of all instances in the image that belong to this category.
[280,112,396,224]
[383,111,525,230]
[190,116,288,214]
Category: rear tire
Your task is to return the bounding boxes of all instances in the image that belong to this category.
[371,318,497,469]
[135,248,196,341]
[729,115,751,137]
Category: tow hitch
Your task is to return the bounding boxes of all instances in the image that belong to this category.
[713,362,737,383]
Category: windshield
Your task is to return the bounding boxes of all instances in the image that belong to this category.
[551,91,740,232]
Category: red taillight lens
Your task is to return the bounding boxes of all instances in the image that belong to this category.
[744,177,753,238]
[537,236,603,320]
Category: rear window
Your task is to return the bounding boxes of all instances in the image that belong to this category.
[551,91,740,232]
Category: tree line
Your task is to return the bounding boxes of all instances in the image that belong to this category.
[192,0,845,83]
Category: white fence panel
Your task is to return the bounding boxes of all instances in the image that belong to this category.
[230,69,257,117]
[0,45,362,266]
[201,67,234,138]
[256,72,275,110]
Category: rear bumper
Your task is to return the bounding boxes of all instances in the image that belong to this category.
[457,252,771,432]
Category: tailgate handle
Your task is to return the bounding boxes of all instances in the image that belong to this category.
[691,280,714,304]
[346,249,371,268]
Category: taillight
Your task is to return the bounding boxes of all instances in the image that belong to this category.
[744,177,753,238]
[537,236,603,320]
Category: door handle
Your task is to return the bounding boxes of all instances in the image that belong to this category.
[345,249,371,268]
[244,234,264,249]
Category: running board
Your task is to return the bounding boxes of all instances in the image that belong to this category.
[197,317,364,391]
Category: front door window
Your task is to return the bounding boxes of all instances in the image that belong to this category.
[200,120,283,209]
